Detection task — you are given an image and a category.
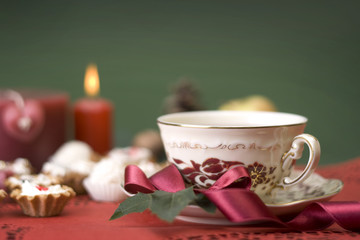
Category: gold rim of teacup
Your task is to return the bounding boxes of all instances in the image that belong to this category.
[157,121,307,129]
[157,111,308,129]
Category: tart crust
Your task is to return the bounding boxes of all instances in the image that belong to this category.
[0,189,7,202]
[10,186,75,217]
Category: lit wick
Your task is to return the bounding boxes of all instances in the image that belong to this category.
[84,64,100,97]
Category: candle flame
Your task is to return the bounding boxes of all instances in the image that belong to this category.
[84,64,100,97]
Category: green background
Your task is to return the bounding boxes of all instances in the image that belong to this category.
[0,0,359,165]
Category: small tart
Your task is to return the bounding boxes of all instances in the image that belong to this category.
[10,158,35,175]
[41,141,100,195]
[61,171,88,195]
[83,178,126,202]
[10,182,75,217]
[83,158,126,202]
[41,165,88,195]
[0,158,35,189]
[5,174,60,191]
[0,189,7,202]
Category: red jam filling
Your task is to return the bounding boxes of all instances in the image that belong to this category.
[36,185,48,191]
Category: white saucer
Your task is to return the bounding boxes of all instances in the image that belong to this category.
[176,170,343,225]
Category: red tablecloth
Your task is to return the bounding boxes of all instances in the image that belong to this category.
[1,158,360,240]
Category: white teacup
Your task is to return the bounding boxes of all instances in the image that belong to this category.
[157,111,320,199]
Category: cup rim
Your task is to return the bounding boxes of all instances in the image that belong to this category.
[157,110,308,129]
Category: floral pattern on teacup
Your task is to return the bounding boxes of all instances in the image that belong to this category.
[173,158,278,191]
[247,162,277,188]
[173,158,244,188]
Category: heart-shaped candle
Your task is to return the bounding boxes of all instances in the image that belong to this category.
[2,99,45,142]
[0,89,68,172]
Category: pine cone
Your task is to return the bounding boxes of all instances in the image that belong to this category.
[164,79,204,113]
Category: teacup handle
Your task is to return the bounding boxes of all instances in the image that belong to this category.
[278,133,320,188]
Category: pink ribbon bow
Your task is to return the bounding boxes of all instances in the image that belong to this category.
[124,164,360,231]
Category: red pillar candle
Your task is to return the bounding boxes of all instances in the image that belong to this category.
[74,64,113,155]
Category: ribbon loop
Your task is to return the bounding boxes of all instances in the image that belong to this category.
[149,164,185,193]
[124,165,156,194]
